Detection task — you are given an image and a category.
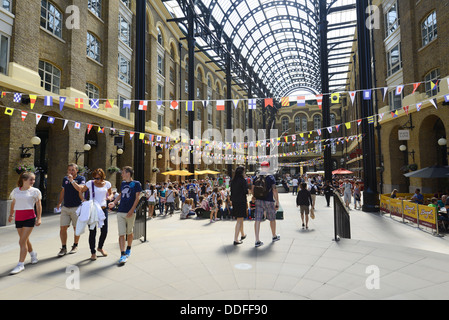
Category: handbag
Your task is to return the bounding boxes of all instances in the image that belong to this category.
[310,207,315,219]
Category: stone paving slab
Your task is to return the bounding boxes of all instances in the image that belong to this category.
[1,193,449,301]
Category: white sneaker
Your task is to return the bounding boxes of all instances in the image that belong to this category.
[10,264,25,275]
[30,252,38,264]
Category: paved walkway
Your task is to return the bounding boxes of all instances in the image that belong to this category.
[1,193,449,300]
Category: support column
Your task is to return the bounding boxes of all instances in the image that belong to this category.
[134,0,146,183]
[356,0,379,212]
[319,0,332,183]
[187,4,195,174]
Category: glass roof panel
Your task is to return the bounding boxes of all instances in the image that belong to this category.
[163,0,356,96]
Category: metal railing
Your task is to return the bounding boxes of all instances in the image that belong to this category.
[134,196,148,242]
[333,193,351,241]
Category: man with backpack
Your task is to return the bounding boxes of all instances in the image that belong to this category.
[251,161,280,247]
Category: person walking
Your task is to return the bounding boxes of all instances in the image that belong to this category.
[296,183,314,230]
[69,168,112,261]
[56,163,85,257]
[343,179,353,209]
[108,166,142,265]
[147,184,157,219]
[252,161,280,247]
[165,185,175,216]
[323,180,333,207]
[230,166,249,245]
[353,182,362,210]
[9,172,42,275]
[208,188,219,223]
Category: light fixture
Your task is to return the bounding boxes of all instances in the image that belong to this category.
[399,145,407,152]
[158,153,163,159]
[20,136,41,158]
[75,144,91,164]
[110,148,124,164]
[438,138,447,147]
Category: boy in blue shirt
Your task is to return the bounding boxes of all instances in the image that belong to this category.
[109,166,142,265]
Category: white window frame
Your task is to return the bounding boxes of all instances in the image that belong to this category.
[39,60,61,94]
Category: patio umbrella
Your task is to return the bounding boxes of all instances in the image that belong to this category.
[332,168,353,175]
[161,170,194,176]
[404,165,449,178]
[197,169,221,175]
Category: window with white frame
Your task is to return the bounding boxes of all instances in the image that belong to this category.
[422,11,437,47]
[281,117,289,133]
[88,0,102,18]
[120,0,131,9]
[0,34,9,75]
[386,43,402,77]
[119,15,131,47]
[157,27,163,46]
[86,82,100,99]
[39,60,61,94]
[118,53,131,84]
[87,32,101,63]
[157,54,164,75]
[40,0,62,38]
[384,1,399,38]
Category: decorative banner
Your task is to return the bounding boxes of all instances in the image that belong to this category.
[248,99,257,110]
[105,99,114,109]
[412,83,420,94]
[44,96,53,107]
[21,110,27,121]
[216,100,225,111]
[90,99,100,109]
[403,201,418,224]
[59,97,67,111]
[170,100,178,110]
[13,93,22,103]
[139,100,148,111]
[75,98,84,109]
[87,124,93,134]
[123,100,132,109]
[418,204,437,230]
[281,97,289,107]
[36,114,42,125]
[63,119,68,130]
[29,95,37,110]
[297,96,306,107]
[316,94,323,109]
[233,100,239,109]
[186,100,194,111]
[265,98,273,107]
[47,116,55,124]
[363,90,371,100]
[349,91,356,105]
[395,85,404,96]
[331,93,340,104]
[4,107,13,116]
[74,122,81,129]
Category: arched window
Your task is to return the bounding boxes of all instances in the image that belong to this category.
[282,117,289,133]
[40,0,62,38]
[157,27,163,46]
[39,60,61,94]
[313,115,321,130]
[87,32,101,62]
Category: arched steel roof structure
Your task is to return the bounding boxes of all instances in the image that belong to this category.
[163,0,356,99]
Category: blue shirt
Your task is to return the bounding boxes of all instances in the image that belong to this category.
[62,175,85,207]
[118,180,142,213]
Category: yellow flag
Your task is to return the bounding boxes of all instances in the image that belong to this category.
[139,133,145,140]
[29,95,37,110]
[331,93,340,104]
[345,122,351,129]
[4,107,13,116]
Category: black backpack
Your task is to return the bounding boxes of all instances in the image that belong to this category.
[253,175,270,200]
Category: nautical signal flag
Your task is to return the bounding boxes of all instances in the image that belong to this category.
[316,95,323,109]
[416,102,422,112]
[105,99,114,109]
[29,95,37,110]
[363,90,371,100]
[170,100,178,110]
[403,105,409,115]
[395,85,404,96]
[90,99,99,109]
[331,93,340,104]
[74,122,81,129]
[4,107,13,116]
[123,100,132,109]
[430,98,438,109]
[233,100,239,109]
[367,116,374,124]
[13,93,22,103]
[265,98,273,108]
[139,100,148,111]
[412,83,420,94]
[391,110,398,118]
[248,99,257,110]
[297,96,306,107]
[281,97,289,107]
[349,91,356,105]
[44,96,53,107]
[21,111,27,121]
[59,97,66,111]
[36,114,42,125]
[186,100,194,111]
[216,100,225,111]
[47,116,55,124]
[75,98,84,109]
[431,80,439,91]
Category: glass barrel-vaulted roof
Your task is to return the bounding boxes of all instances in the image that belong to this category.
[163,0,356,98]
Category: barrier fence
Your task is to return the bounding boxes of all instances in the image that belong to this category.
[133,196,148,242]
[379,194,441,236]
[334,193,351,241]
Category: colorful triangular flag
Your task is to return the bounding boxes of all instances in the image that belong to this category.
[412,83,420,94]
[63,119,68,130]
[316,94,323,109]
[349,91,356,105]
[416,102,422,112]
[21,110,28,121]
[105,99,114,109]
[382,87,388,101]
[233,100,239,109]
[430,98,438,109]
[29,95,37,110]
[36,114,42,125]
[59,97,66,111]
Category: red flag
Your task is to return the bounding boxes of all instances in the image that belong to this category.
[265,98,273,108]
[412,83,420,94]
[75,98,84,109]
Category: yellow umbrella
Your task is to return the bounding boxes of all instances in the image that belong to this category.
[161,170,194,176]
[197,169,221,175]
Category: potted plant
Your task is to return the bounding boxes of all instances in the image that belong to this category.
[408,164,418,172]
[14,164,36,174]
[78,166,91,177]
[152,167,160,173]
[107,166,121,174]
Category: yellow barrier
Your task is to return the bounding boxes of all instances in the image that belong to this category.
[379,194,439,235]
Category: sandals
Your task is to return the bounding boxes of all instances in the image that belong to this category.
[97,248,108,257]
